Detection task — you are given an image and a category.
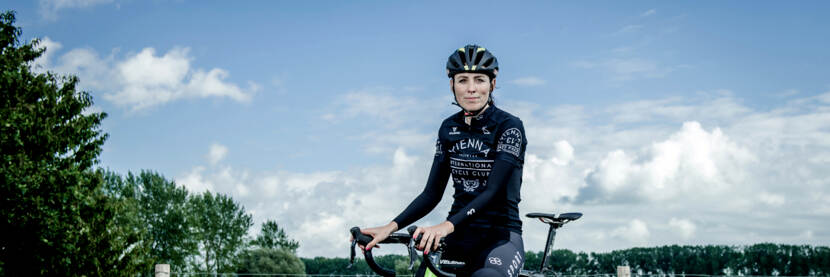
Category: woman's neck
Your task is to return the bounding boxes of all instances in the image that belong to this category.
[464,104,490,125]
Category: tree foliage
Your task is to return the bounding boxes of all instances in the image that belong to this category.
[104,169,305,275]
[312,244,830,276]
[0,10,146,276]
[1,9,301,275]
[189,191,253,273]
[134,171,197,269]
[253,220,300,253]
[101,169,197,273]
[237,248,305,275]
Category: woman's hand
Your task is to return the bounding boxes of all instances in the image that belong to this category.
[354,222,398,251]
[412,221,454,254]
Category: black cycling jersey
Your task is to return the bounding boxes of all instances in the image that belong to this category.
[394,105,526,234]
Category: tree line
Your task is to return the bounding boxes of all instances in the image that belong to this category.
[307,244,830,276]
[533,244,830,276]
[1,10,302,276]
[101,170,305,275]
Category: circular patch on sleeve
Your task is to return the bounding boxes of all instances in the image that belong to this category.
[497,128,522,158]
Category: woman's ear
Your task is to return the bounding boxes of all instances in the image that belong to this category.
[450,78,455,93]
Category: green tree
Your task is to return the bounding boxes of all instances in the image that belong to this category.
[100,170,195,273]
[189,191,253,273]
[549,249,580,274]
[131,171,197,270]
[523,251,542,273]
[100,169,154,272]
[301,256,371,275]
[253,220,300,253]
[812,246,830,275]
[236,248,305,275]
[741,243,784,275]
[0,10,143,275]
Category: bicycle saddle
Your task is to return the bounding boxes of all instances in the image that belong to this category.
[526,212,582,224]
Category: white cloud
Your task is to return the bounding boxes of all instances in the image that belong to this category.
[34,39,256,111]
[580,121,756,203]
[107,47,253,110]
[608,95,752,124]
[552,140,574,166]
[173,90,830,257]
[668,218,696,240]
[607,59,665,79]
[777,89,799,97]
[178,166,214,193]
[510,77,547,87]
[758,192,786,207]
[611,219,650,244]
[208,143,228,165]
[511,92,830,252]
[39,0,115,20]
[520,142,584,212]
[324,89,451,156]
[574,57,689,82]
[32,37,62,72]
[175,145,443,257]
[616,25,644,34]
[338,89,420,123]
[642,9,657,17]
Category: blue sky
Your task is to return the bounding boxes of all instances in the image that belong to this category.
[6,1,830,258]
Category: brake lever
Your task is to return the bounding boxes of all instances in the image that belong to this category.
[348,239,357,268]
[349,226,372,269]
[406,226,418,270]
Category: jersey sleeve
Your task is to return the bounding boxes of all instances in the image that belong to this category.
[494,118,527,168]
[392,130,451,229]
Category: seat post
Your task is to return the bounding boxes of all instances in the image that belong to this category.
[538,223,559,273]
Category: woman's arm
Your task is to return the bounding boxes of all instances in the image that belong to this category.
[362,156,450,250]
[392,156,451,228]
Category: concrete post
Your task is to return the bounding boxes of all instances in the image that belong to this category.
[155,264,170,277]
[617,265,631,277]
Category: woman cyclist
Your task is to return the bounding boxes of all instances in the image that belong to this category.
[358,44,527,277]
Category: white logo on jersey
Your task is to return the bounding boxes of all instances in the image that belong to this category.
[462,178,479,192]
[497,127,523,158]
[467,208,476,216]
[482,126,490,134]
[449,127,460,135]
[488,257,502,265]
[449,138,489,155]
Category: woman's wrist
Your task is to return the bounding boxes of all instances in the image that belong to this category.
[441,221,454,233]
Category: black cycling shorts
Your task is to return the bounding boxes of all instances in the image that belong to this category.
[416,229,525,277]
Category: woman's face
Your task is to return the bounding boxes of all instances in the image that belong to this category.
[451,72,495,112]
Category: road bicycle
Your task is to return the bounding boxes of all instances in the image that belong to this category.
[349,211,582,277]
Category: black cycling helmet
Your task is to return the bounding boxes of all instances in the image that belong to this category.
[446,44,499,79]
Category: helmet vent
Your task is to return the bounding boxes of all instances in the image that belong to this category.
[457,51,466,65]
[473,52,484,67]
[482,58,494,68]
